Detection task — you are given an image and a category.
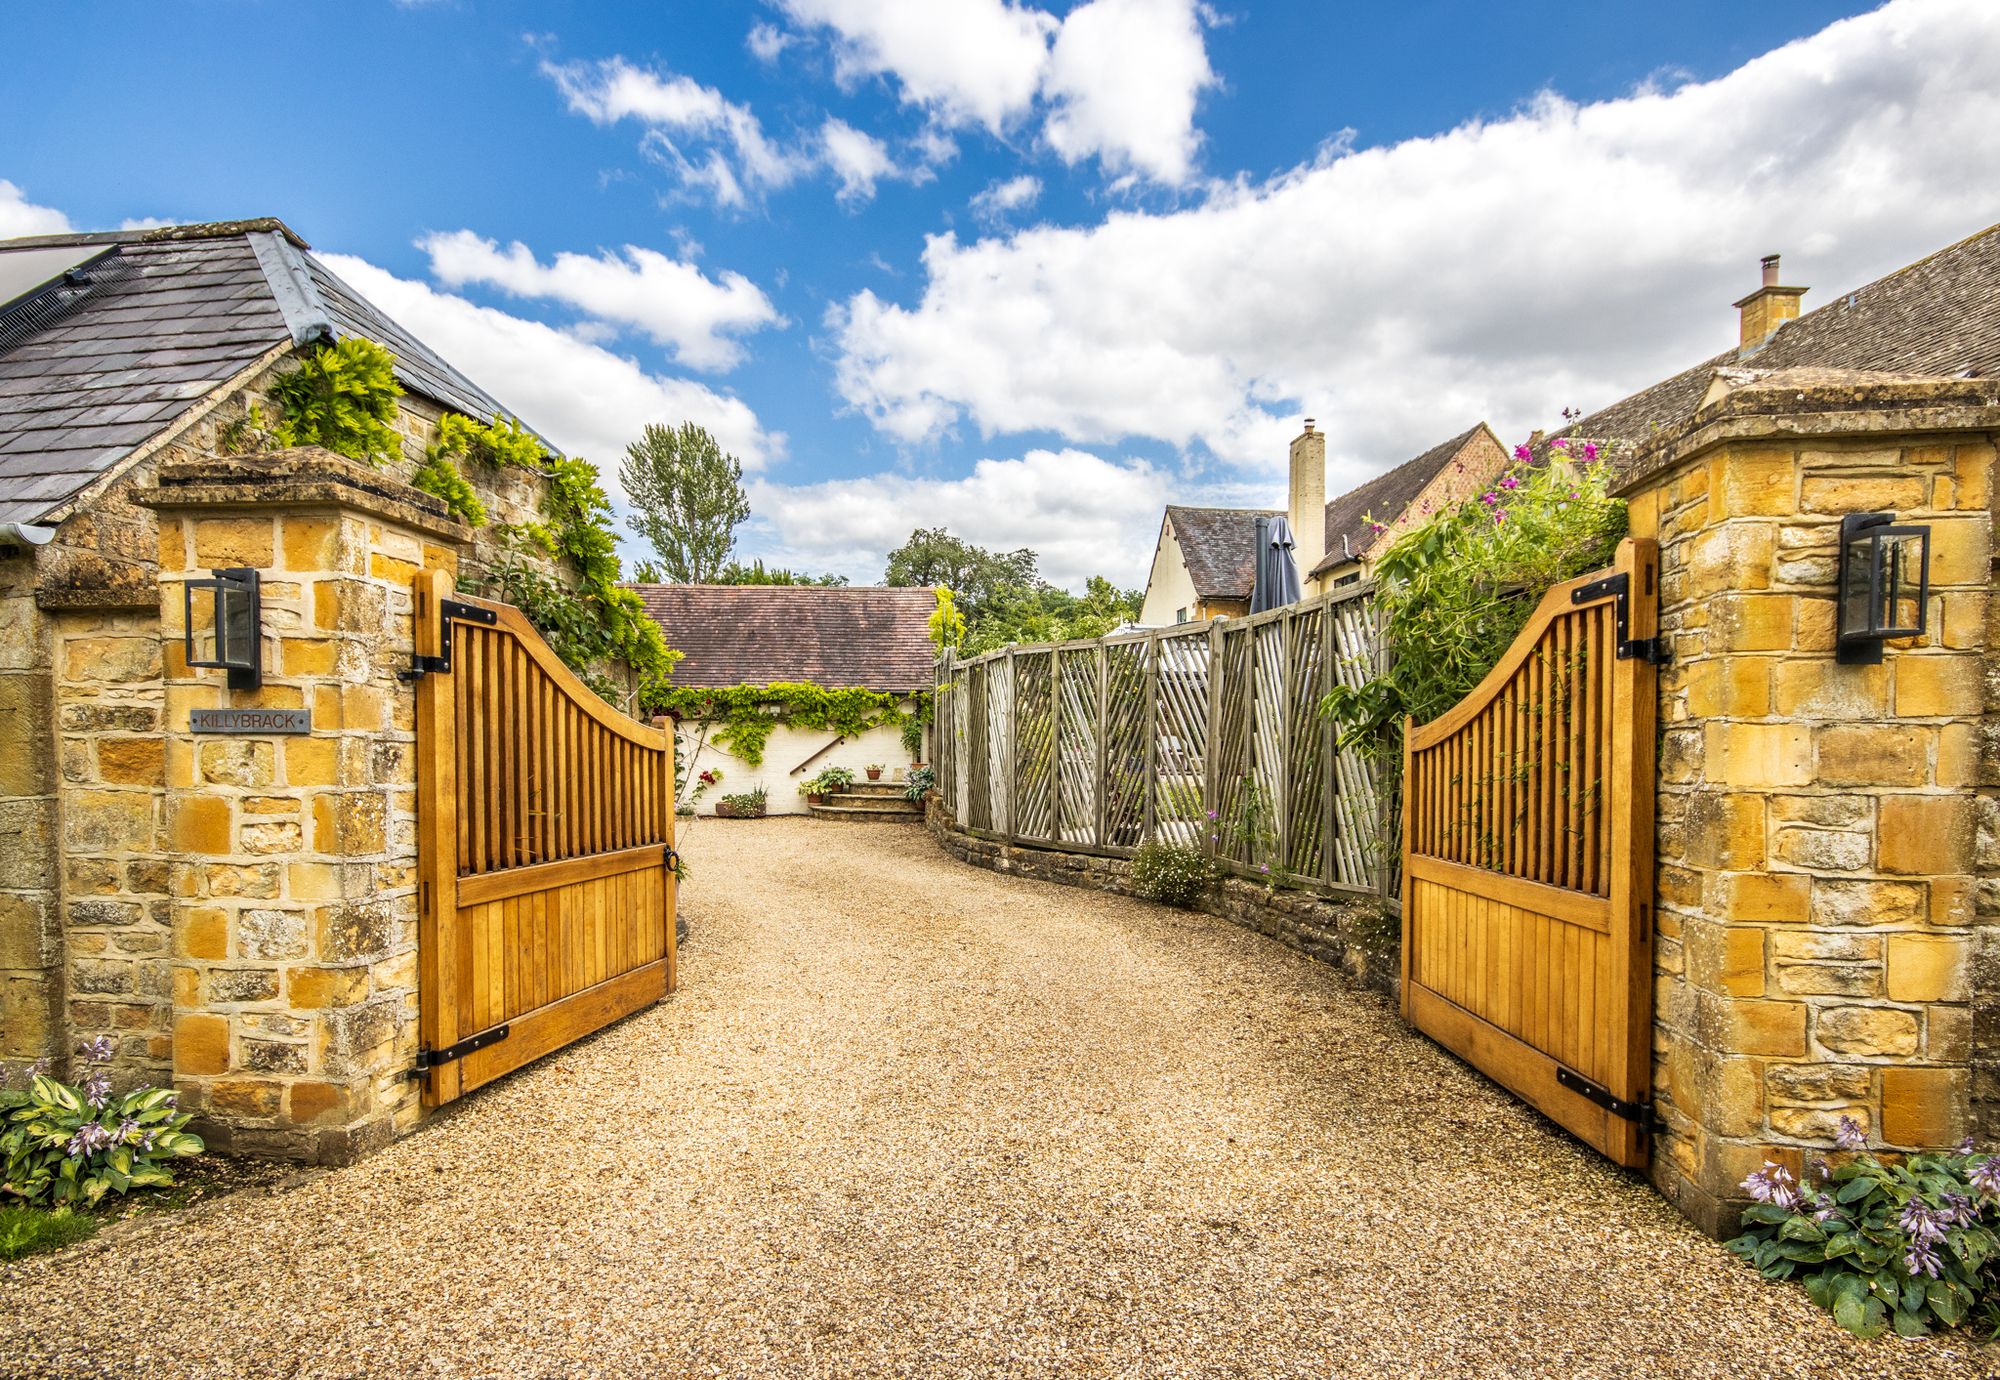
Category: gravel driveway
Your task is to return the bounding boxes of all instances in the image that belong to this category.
[4,819,1985,1378]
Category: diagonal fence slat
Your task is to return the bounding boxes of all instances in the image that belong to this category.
[932,585,1385,896]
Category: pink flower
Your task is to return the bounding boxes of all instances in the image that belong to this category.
[1493,509,1509,523]
[1551,437,1568,450]
[1368,521,1386,534]
[1499,474,1520,490]
[1513,444,1532,462]
[1581,441,1600,462]
[1569,490,1581,500]
[1480,491,1497,505]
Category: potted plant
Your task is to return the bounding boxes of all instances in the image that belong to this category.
[900,712,926,768]
[819,766,855,794]
[865,763,885,781]
[716,787,766,819]
[798,773,828,805]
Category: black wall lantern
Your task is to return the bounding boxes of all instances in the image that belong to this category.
[1836,513,1929,665]
[183,567,262,689]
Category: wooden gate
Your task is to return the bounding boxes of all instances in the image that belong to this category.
[411,571,677,1104]
[1399,537,1658,1166]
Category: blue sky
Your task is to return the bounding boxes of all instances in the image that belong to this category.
[4,1,1998,586]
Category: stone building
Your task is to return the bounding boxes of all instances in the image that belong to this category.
[0,218,591,1160]
[1135,421,1507,625]
[1566,228,2000,1230]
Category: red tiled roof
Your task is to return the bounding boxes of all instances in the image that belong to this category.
[628,584,938,691]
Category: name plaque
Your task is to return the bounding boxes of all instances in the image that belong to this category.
[190,708,312,736]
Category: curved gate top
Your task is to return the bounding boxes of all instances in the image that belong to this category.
[411,571,677,1104]
[1400,537,1659,1167]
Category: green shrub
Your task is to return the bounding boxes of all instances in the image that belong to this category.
[1729,1117,2000,1338]
[717,788,767,817]
[1130,841,1217,908]
[409,452,487,527]
[904,765,936,801]
[0,1204,98,1260]
[1,1039,203,1208]
[270,337,404,464]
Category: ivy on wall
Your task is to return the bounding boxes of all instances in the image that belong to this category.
[654,683,927,767]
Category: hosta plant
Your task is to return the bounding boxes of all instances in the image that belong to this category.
[904,765,936,802]
[1728,1117,2000,1338]
[1130,841,1217,908]
[1,1039,204,1208]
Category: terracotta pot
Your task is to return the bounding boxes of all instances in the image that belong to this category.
[714,801,735,819]
[866,768,883,781]
[805,792,823,805]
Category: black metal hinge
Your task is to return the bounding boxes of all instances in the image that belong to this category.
[406,1024,509,1080]
[1556,1066,1651,1125]
[400,598,499,680]
[1569,572,1670,666]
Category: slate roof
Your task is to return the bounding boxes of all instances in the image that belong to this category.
[1561,219,2000,451]
[630,585,939,692]
[1166,505,1280,601]
[0,218,536,528]
[1310,422,1496,578]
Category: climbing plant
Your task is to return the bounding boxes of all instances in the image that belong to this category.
[269,337,403,463]
[651,683,927,767]
[1322,430,1628,751]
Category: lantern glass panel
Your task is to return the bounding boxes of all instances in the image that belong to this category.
[1874,530,1926,636]
[186,579,222,666]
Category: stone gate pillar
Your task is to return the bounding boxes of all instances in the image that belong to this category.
[1615,372,1997,1234]
[138,449,468,1161]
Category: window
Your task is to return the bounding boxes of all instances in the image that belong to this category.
[1176,607,1189,624]
[1334,572,1360,588]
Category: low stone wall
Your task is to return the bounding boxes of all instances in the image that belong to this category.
[926,800,1399,996]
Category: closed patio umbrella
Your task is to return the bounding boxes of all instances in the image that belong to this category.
[1250,515,1303,613]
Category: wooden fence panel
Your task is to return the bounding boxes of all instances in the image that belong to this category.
[934,584,1383,892]
[414,572,675,1106]
[1399,538,1658,1167]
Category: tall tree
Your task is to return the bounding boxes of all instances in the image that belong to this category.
[883,527,1039,617]
[619,422,750,583]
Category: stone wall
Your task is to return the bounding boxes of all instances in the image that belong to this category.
[927,801,1400,996]
[0,552,59,1080]
[1615,371,1999,1234]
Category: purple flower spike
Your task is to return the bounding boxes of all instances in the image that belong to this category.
[1834,1116,1866,1151]
[79,1035,114,1064]
[84,1072,112,1108]
[1906,1240,1943,1278]
[1970,1155,2000,1198]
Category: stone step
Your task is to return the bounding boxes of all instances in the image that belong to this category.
[808,796,923,821]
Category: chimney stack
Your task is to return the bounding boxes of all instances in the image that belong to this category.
[1734,253,1807,351]
[1288,418,1326,578]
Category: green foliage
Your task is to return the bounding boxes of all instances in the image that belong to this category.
[1728,1131,2000,1339]
[1322,436,1627,748]
[885,527,1039,619]
[2,1057,204,1208]
[433,412,544,471]
[717,788,767,817]
[929,587,967,650]
[1130,841,1218,908]
[269,337,404,464]
[0,1204,98,1259]
[900,699,931,760]
[409,452,487,527]
[477,446,682,710]
[215,403,277,456]
[652,684,922,767]
[904,765,936,801]
[619,422,750,583]
[799,765,857,797]
[713,558,848,586]
[961,574,1142,655]
[1225,777,1279,872]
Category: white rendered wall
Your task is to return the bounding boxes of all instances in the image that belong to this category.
[1138,518,1201,627]
[677,716,919,816]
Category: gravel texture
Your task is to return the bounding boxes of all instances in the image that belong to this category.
[4,819,1988,1378]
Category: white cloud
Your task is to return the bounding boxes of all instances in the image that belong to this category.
[969,174,1042,222]
[417,230,782,371]
[828,0,2000,476]
[746,22,795,64]
[543,57,808,208]
[748,448,1169,587]
[774,0,1215,184]
[319,253,781,473]
[819,118,900,203]
[777,0,1056,133]
[0,182,71,238]
[1042,0,1215,184]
